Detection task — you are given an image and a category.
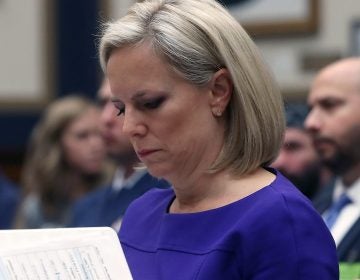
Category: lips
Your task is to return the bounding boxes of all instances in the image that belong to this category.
[136,149,160,158]
[102,133,115,143]
[313,137,335,149]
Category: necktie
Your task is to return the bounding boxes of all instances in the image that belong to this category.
[324,193,352,229]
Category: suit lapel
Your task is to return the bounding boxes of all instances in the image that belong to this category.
[312,179,336,214]
[337,217,360,262]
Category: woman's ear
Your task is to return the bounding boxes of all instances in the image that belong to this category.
[209,68,233,117]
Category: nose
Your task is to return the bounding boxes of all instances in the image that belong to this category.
[101,102,116,126]
[272,151,286,170]
[304,108,321,134]
[90,131,105,151]
[122,108,147,138]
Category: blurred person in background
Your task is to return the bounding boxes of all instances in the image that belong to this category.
[68,78,169,230]
[0,170,19,229]
[271,102,332,200]
[306,57,360,262]
[15,95,112,228]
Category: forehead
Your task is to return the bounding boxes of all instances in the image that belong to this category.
[308,66,360,104]
[284,128,311,142]
[98,79,112,99]
[106,44,180,97]
[107,44,160,77]
[67,108,99,130]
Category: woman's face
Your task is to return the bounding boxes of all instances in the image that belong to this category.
[106,44,225,182]
[61,107,106,175]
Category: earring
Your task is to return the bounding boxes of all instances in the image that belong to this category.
[214,109,222,117]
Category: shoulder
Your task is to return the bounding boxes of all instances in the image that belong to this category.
[239,170,338,278]
[0,174,19,228]
[0,174,19,201]
[311,179,336,213]
[240,170,315,220]
[17,194,43,228]
[73,185,111,209]
[250,170,329,236]
[265,169,317,211]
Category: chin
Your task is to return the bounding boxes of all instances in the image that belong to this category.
[321,152,336,163]
[145,164,171,180]
[87,166,102,173]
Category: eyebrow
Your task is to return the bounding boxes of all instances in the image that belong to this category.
[110,91,146,103]
[111,90,168,103]
[111,97,122,103]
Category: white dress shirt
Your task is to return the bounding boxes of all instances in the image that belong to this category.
[327,177,360,246]
[112,167,147,192]
[111,167,147,231]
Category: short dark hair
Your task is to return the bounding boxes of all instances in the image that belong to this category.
[284,102,309,129]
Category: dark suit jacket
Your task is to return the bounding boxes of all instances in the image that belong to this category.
[69,172,169,227]
[0,173,20,229]
[313,179,360,262]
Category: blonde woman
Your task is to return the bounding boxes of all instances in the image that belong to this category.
[100,0,338,278]
[17,95,112,228]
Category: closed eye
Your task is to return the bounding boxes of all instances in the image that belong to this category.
[319,98,343,111]
[116,107,125,116]
[284,141,303,152]
[112,101,125,116]
[142,96,166,110]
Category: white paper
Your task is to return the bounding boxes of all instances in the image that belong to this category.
[0,227,133,280]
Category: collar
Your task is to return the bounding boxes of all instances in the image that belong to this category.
[112,167,147,192]
[333,176,360,205]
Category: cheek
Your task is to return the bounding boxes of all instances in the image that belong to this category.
[297,155,316,169]
[154,106,189,145]
[330,121,355,144]
[62,138,88,165]
[65,152,81,168]
[300,144,318,162]
[285,150,313,170]
[63,138,81,155]
[287,155,307,172]
[341,124,360,149]
[330,108,360,137]
[153,90,214,153]
[65,144,100,172]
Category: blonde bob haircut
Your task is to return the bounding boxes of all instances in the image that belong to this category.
[99,0,285,176]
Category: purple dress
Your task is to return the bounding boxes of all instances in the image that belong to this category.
[119,170,339,279]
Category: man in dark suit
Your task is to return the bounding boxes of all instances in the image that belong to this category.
[0,171,19,229]
[305,57,360,262]
[69,78,169,230]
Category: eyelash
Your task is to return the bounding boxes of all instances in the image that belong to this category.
[321,100,340,111]
[116,106,125,116]
[115,97,165,116]
[143,97,165,110]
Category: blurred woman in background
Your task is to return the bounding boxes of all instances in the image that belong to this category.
[16,95,113,228]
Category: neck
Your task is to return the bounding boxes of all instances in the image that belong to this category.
[342,162,360,187]
[169,167,274,213]
[169,170,230,213]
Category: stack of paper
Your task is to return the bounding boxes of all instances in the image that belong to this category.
[0,227,132,280]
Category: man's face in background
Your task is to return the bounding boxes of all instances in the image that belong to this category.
[98,79,136,163]
[272,127,322,198]
[305,61,360,176]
